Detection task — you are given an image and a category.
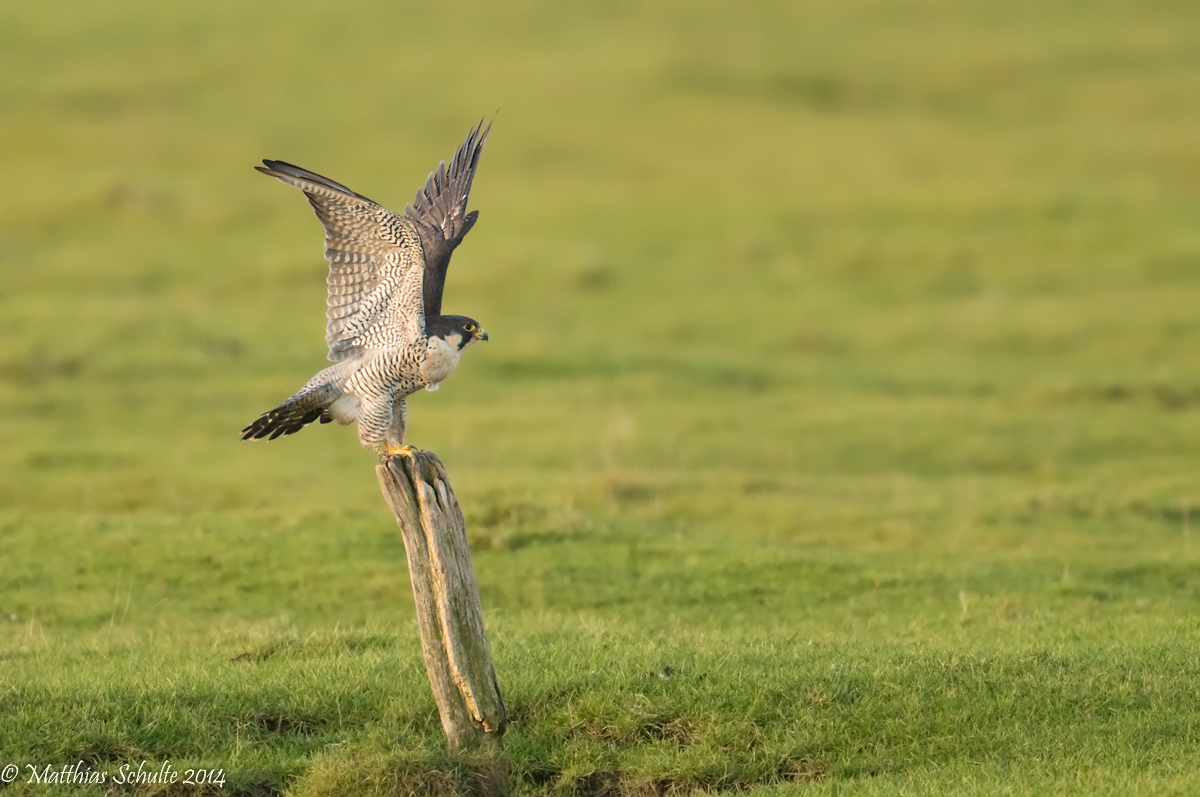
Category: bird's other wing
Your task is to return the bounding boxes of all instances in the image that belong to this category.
[258,160,426,361]
[404,121,490,318]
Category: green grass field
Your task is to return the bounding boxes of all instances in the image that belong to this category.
[4,0,1200,794]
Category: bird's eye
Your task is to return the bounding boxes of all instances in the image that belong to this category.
[464,324,476,332]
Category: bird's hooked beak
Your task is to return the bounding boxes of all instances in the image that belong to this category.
[477,329,489,342]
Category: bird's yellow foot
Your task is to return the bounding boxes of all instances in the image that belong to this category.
[384,443,420,457]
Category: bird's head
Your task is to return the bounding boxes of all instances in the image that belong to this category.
[428,315,489,350]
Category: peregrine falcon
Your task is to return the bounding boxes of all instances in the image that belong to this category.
[241,123,491,456]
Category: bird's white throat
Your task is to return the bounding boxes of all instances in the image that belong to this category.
[421,334,462,389]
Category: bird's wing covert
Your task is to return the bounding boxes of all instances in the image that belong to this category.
[404,121,490,318]
[257,160,426,361]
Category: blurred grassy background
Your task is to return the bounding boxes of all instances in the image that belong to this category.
[3,0,1200,794]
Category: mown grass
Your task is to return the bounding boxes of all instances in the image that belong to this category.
[3,0,1200,794]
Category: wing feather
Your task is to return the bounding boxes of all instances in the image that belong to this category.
[404,121,490,318]
[257,160,426,361]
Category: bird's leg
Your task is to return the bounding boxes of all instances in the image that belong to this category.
[382,397,415,457]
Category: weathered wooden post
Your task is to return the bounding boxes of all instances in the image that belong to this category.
[375,449,507,756]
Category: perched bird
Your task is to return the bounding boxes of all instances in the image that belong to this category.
[241,123,491,456]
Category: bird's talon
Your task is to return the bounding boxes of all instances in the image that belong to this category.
[385,443,419,457]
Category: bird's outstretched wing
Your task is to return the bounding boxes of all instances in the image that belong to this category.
[405,121,490,318]
[257,160,426,362]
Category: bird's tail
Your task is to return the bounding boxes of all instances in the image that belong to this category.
[241,365,347,441]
